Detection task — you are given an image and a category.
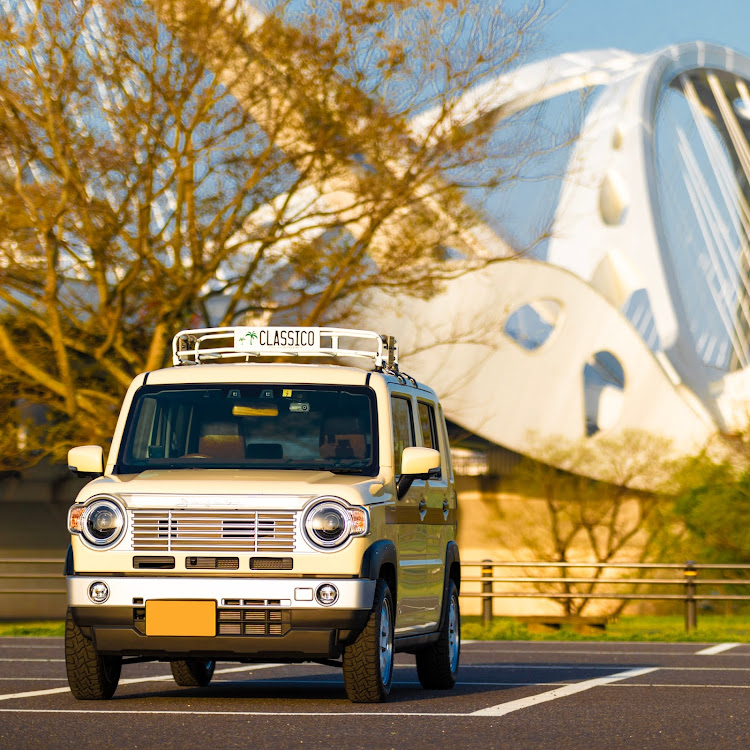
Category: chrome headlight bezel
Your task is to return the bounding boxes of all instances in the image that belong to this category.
[302,497,369,551]
[69,495,126,550]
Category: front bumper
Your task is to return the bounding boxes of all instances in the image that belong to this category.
[68,575,376,660]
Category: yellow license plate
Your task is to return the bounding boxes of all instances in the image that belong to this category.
[145,600,216,637]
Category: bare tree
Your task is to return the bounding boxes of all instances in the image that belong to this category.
[498,430,677,616]
[0,0,555,461]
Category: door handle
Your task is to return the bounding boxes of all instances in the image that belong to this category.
[418,499,427,520]
[442,500,449,519]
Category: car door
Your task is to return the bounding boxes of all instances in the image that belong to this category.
[388,391,429,633]
[416,398,450,629]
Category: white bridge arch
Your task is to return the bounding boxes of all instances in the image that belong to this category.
[145,4,750,473]
[362,42,750,471]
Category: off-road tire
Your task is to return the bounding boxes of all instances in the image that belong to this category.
[170,659,216,687]
[343,579,394,703]
[416,580,460,689]
[65,608,122,700]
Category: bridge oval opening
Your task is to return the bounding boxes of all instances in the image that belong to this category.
[503,300,562,351]
[583,350,625,436]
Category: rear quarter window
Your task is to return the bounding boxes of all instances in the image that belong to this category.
[390,395,414,476]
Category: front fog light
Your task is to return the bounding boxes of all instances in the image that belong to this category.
[88,581,110,603]
[316,583,339,606]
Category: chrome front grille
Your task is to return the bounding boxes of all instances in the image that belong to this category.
[130,509,297,552]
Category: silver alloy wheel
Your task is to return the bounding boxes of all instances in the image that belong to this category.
[448,593,459,673]
[379,597,393,685]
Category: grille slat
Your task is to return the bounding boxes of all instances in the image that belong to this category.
[131,509,297,552]
[216,607,291,636]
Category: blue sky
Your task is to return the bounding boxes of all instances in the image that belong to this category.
[539,0,750,59]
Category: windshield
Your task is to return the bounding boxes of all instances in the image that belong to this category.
[117,383,378,475]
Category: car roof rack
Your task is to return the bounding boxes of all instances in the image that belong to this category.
[172,326,399,371]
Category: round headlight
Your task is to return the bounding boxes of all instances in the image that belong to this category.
[303,498,369,550]
[82,498,125,547]
[305,502,349,547]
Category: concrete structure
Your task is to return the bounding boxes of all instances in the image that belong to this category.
[360,43,750,478]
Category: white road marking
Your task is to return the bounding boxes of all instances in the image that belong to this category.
[470,667,659,717]
[695,643,741,655]
[611,683,750,689]
[0,658,63,662]
[0,663,283,702]
[462,664,652,671]
[462,647,742,656]
[2,709,471,716]
[462,664,750,671]
[663,666,750,671]
[2,679,750,717]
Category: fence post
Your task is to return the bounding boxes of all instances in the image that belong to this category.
[482,559,493,626]
[684,561,698,632]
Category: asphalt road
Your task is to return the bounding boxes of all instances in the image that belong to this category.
[1,637,749,749]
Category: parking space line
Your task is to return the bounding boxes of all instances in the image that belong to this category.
[463,664,750,671]
[695,643,741,655]
[610,682,750,688]
[461,647,746,656]
[0,709,471,716]
[0,663,283,702]
[0,658,65,664]
[2,676,750,719]
[463,665,649,671]
[470,667,659,717]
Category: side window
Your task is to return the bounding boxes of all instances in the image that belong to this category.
[437,403,454,481]
[131,397,157,459]
[418,401,442,479]
[418,401,438,449]
[129,397,194,461]
[391,395,414,476]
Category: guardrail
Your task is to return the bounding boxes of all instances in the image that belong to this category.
[461,560,750,632]
[4,557,750,632]
[0,558,66,597]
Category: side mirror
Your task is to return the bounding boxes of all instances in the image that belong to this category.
[68,445,104,478]
[397,447,441,499]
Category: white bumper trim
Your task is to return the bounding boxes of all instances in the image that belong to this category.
[68,576,376,610]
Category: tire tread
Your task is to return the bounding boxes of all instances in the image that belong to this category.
[416,581,460,690]
[65,609,121,700]
[170,659,215,687]
[343,579,392,703]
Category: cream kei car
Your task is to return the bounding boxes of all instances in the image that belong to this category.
[65,327,460,703]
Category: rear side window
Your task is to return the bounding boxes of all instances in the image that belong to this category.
[391,395,414,476]
[418,402,438,449]
[418,401,442,478]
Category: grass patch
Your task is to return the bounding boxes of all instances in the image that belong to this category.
[2,614,748,642]
[462,614,750,642]
[0,621,64,637]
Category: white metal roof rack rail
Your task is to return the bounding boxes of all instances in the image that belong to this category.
[172,326,399,371]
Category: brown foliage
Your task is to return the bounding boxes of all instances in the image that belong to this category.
[0,0,548,461]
